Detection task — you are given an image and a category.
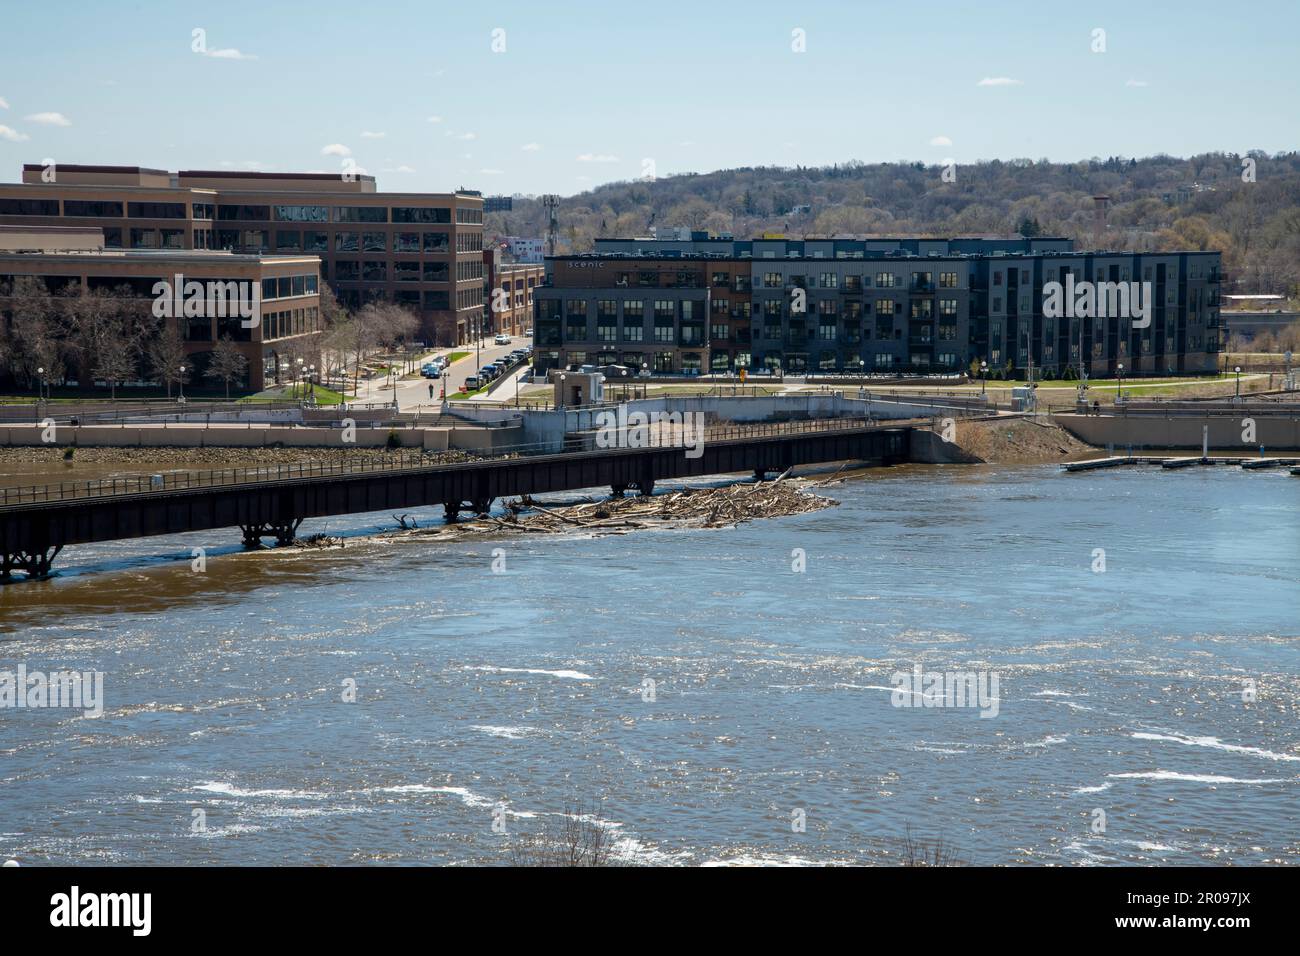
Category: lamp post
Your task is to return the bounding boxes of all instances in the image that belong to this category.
[36,366,46,404]
[308,364,317,405]
[559,372,567,410]
[474,312,481,381]
[1235,365,1242,401]
[1117,362,1124,404]
[178,365,187,402]
[980,360,988,397]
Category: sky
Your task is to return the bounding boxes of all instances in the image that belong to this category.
[1,0,1297,197]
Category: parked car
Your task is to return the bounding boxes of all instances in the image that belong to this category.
[422,367,441,379]
[479,366,498,380]
[463,375,481,390]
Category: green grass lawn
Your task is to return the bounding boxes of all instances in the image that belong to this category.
[446,351,471,364]
[240,383,345,405]
[449,384,492,401]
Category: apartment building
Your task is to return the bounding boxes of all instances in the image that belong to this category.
[534,237,1223,378]
[502,236,544,264]
[0,225,322,391]
[0,164,485,346]
[483,248,544,338]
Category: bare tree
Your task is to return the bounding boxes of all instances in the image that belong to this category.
[508,801,614,867]
[204,336,250,399]
[60,285,142,400]
[7,276,65,390]
[900,825,964,866]
[147,321,188,398]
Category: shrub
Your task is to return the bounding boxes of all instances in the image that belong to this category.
[386,428,403,450]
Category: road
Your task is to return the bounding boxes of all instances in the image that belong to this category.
[347,339,526,411]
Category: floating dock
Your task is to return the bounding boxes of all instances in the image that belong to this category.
[1066,455,1300,473]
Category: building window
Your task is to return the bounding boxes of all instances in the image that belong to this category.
[128,202,185,219]
[939,272,959,288]
[218,204,270,221]
[876,272,897,288]
[335,206,388,223]
[64,200,123,217]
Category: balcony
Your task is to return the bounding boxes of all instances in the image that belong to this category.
[909,282,935,294]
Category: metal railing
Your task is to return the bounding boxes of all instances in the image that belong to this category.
[0,416,894,508]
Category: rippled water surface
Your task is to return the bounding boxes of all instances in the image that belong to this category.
[1,464,1298,865]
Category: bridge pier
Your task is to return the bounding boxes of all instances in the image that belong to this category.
[627,478,655,497]
[443,498,494,522]
[239,519,302,549]
[610,484,627,498]
[0,545,64,582]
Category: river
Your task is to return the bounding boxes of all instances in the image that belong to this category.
[1,463,1297,865]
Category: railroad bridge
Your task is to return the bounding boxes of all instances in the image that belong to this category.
[0,419,911,581]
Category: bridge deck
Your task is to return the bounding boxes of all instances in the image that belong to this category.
[0,418,911,580]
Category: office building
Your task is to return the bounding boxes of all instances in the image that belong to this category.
[0,224,322,391]
[0,163,484,346]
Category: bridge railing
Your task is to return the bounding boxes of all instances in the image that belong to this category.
[0,416,894,507]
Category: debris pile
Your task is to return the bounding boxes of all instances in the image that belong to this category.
[509,475,833,533]
[385,471,837,543]
[291,533,344,549]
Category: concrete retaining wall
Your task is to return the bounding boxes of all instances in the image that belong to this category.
[1056,413,1300,451]
[0,423,515,451]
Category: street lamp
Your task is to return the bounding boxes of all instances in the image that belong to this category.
[1235,365,1242,401]
[36,366,45,403]
[1117,363,1124,403]
[559,372,567,410]
[178,365,187,402]
[980,360,988,397]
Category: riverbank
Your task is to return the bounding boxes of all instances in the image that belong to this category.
[949,417,1096,465]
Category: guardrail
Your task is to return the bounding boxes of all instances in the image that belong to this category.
[0,416,893,507]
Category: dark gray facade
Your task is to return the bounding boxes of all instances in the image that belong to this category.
[535,237,1223,377]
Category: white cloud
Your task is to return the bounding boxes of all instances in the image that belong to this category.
[320,143,351,157]
[521,142,541,152]
[0,125,29,142]
[381,165,416,174]
[929,135,953,147]
[1126,79,1149,88]
[577,153,619,163]
[25,112,71,127]
[361,130,386,139]
[446,131,476,141]
[977,77,1022,87]
[427,115,443,123]
[0,97,8,110]
[204,48,258,61]
[207,49,248,60]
